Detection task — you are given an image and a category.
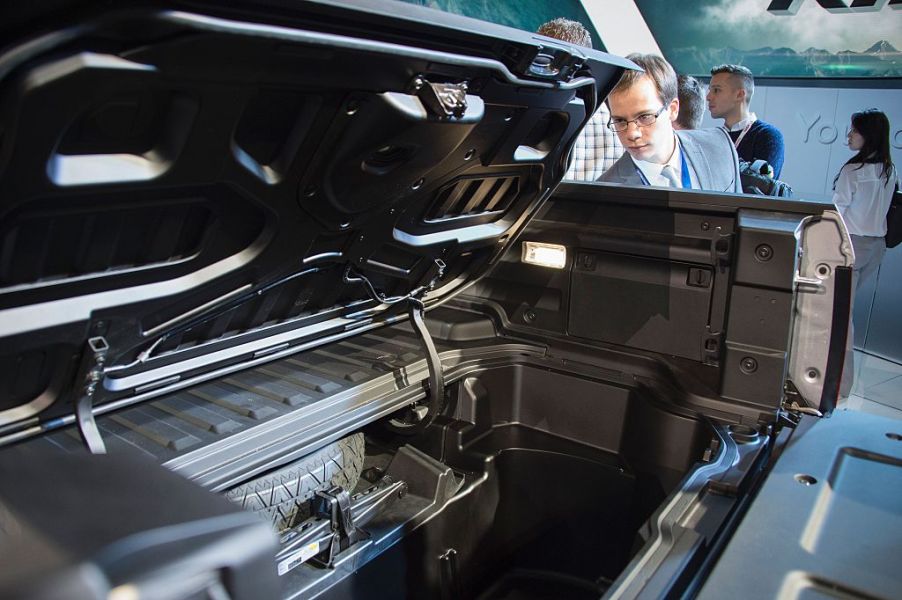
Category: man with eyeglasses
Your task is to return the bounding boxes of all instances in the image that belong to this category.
[599,54,741,193]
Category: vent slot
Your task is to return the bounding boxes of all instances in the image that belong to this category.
[425,175,519,222]
[0,204,212,286]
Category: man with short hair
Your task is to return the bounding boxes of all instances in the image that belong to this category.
[599,54,741,192]
[537,18,623,180]
[675,75,705,130]
[536,17,592,47]
[707,64,785,178]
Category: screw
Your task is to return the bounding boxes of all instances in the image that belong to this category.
[740,357,758,374]
[346,101,359,115]
[412,178,424,190]
[464,149,476,161]
[303,185,317,197]
[701,221,710,231]
[755,244,773,261]
[523,309,537,323]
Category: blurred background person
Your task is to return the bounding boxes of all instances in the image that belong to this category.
[833,108,899,398]
[707,64,784,178]
[674,75,705,130]
[536,18,623,180]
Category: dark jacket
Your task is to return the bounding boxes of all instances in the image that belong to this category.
[729,120,785,179]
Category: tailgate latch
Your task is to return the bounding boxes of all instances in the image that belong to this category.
[413,76,469,119]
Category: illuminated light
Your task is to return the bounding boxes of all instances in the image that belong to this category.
[109,585,140,600]
[521,242,567,269]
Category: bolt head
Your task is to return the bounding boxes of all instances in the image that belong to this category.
[755,244,773,261]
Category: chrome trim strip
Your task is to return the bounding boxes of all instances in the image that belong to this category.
[0,390,58,429]
[105,314,359,391]
[392,222,508,247]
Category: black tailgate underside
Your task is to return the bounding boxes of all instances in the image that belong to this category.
[0,2,628,439]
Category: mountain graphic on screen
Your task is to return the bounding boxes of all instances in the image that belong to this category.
[672,40,900,77]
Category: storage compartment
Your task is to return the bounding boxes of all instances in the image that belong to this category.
[570,251,714,362]
[308,363,714,600]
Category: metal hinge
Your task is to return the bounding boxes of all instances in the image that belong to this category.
[781,380,823,418]
[75,336,109,454]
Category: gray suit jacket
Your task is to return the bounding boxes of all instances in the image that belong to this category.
[599,128,741,193]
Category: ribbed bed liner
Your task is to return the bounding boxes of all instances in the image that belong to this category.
[34,323,449,462]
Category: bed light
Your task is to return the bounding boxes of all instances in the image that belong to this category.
[521,242,567,269]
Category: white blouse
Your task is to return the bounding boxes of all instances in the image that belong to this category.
[832,162,898,237]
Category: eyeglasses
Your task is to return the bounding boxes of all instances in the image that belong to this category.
[607,105,667,132]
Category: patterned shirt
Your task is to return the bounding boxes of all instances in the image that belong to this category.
[565,103,624,181]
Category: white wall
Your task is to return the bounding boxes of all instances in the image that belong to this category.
[700,85,902,202]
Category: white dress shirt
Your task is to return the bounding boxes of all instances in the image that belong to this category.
[633,137,698,189]
[727,112,758,132]
[833,163,898,237]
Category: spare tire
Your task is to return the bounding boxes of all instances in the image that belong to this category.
[225,433,365,531]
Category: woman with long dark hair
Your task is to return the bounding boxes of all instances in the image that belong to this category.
[833,108,898,398]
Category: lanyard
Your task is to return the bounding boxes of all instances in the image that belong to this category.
[733,121,754,149]
[635,148,691,189]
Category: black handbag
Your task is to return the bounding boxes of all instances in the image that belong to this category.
[887,187,902,249]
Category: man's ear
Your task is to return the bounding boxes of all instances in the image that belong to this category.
[668,97,680,122]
